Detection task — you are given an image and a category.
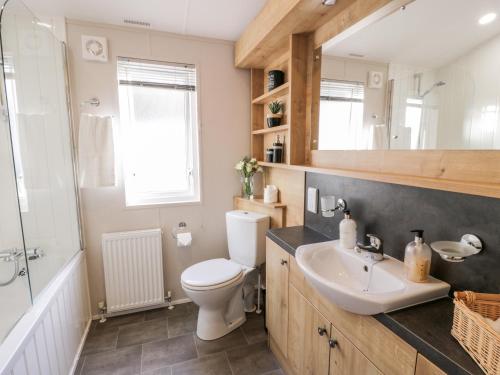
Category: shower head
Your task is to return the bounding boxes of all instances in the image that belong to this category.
[420,80,446,98]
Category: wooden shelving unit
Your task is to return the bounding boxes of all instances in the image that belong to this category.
[252,124,289,135]
[234,196,286,209]
[233,196,287,228]
[250,34,309,167]
[252,82,290,104]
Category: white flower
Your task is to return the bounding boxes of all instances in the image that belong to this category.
[246,164,253,173]
[235,161,244,171]
[250,158,257,164]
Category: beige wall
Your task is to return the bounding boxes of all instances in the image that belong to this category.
[66,20,250,314]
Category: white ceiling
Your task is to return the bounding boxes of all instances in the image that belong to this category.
[323,0,500,68]
[22,0,267,41]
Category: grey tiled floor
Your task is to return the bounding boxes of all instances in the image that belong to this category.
[75,303,283,375]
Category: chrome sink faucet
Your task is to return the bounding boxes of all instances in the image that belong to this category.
[355,234,384,262]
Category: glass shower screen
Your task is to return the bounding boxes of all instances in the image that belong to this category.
[0,0,82,341]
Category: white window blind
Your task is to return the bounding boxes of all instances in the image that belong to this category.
[320,79,365,102]
[319,79,365,150]
[117,57,196,91]
[118,57,200,207]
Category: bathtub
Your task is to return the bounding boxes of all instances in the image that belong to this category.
[0,251,91,375]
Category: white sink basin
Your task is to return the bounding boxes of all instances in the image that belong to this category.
[295,240,450,315]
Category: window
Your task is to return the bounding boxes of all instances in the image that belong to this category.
[318,79,365,150]
[118,57,200,206]
[4,55,29,212]
[405,97,423,149]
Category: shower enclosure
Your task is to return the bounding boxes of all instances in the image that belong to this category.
[0,0,82,342]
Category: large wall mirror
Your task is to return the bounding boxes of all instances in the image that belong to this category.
[314,0,500,151]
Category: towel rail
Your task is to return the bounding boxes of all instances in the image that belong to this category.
[80,97,100,107]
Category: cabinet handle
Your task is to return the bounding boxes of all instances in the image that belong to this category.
[317,327,327,336]
[329,338,338,348]
[280,259,288,266]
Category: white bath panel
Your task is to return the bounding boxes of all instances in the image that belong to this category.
[0,251,91,375]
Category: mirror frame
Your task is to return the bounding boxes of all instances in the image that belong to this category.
[307,0,500,199]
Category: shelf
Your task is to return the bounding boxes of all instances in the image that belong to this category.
[258,161,295,169]
[252,82,290,105]
[234,196,286,209]
[252,124,289,135]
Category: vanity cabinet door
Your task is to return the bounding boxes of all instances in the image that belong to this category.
[288,284,331,375]
[330,325,382,375]
[266,238,290,357]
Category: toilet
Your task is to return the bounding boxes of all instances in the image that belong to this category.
[181,210,269,340]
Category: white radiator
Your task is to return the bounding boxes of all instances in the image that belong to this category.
[102,228,164,313]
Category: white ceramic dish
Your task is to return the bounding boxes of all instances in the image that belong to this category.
[431,241,480,262]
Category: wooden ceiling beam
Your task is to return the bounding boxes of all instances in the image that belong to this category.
[235,0,354,68]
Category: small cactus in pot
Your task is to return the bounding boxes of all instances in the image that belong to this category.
[267,100,283,128]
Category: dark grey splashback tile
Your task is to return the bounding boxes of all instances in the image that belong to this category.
[305,172,500,292]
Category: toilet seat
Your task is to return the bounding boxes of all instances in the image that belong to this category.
[181,258,243,291]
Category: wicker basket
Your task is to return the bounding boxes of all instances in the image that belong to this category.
[451,291,500,375]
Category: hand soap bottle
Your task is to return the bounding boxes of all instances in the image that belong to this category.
[339,210,357,250]
[404,229,432,283]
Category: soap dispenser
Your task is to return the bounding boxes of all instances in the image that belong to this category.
[404,229,432,283]
[339,210,357,250]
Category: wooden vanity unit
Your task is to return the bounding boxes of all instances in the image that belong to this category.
[236,2,500,373]
[266,238,446,375]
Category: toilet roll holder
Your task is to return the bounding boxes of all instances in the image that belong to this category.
[171,222,189,239]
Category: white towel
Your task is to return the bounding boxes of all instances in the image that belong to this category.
[370,124,388,150]
[78,114,115,188]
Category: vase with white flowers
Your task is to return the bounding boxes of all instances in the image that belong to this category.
[235,157,263,199]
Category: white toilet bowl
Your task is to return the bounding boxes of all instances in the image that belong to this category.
[181,258,253,340]
[180,210,269,341]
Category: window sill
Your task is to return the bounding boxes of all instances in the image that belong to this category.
[124,199,202,210]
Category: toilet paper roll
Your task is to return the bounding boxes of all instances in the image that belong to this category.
[177,232,192,247]
[263,185,278,204]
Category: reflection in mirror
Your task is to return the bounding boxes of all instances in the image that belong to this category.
[316,0,500,150]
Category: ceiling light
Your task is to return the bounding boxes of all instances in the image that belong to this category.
[322,0,336,6]
[478,12,497,25]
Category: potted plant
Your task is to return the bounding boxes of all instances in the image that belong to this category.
[235,157,263,199]
[267,100,283,128]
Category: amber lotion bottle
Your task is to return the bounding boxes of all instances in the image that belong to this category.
[404,230,432,282]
